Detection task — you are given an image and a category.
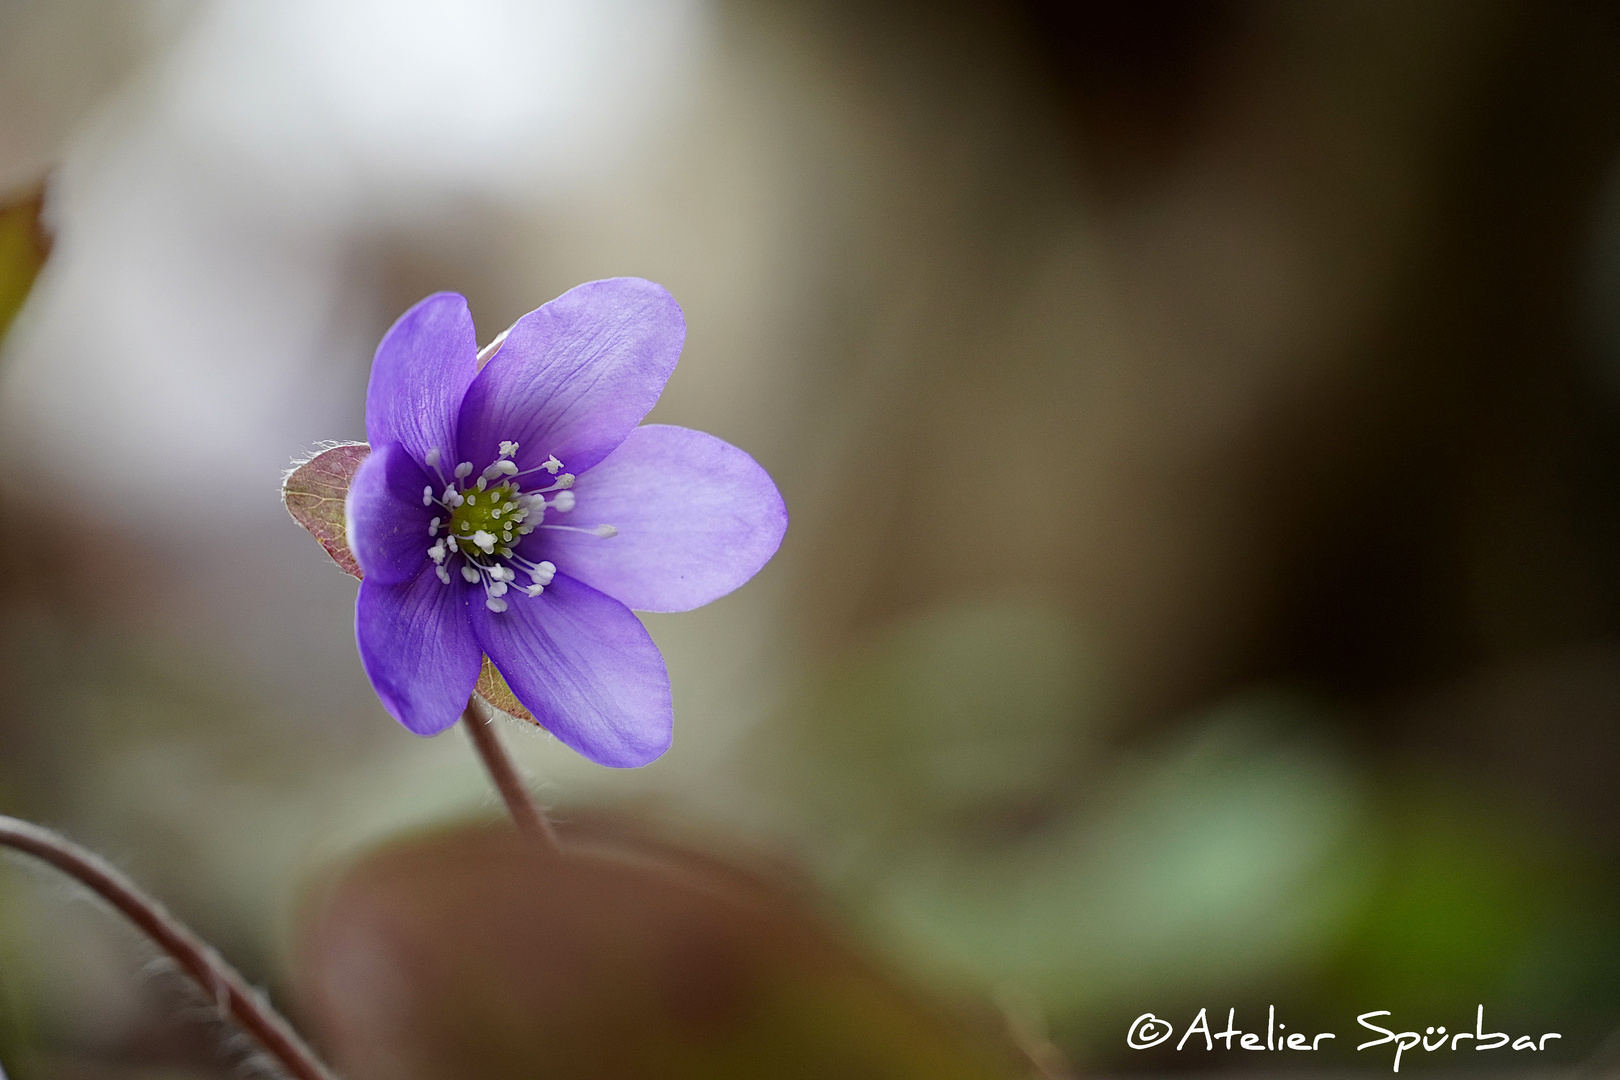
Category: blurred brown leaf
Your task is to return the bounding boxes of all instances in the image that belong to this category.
[294,821,1026,1080]
[0,185,50,341]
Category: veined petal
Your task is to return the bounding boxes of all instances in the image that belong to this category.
[470,574,672,767]
[356,570,481,736]
[548,425,787,613]
[346,442,434,586]
[366,293,478,469]
[456,278,683,477]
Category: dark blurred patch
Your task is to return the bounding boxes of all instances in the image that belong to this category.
[294,818,1029,1080]
[1022,0,1241,181]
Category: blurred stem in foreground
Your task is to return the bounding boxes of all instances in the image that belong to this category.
[0,816,336,1080]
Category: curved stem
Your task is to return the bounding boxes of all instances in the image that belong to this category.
[0,816,337,1080]
[461,699,560,852]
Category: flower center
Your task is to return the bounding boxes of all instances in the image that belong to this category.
[448,480,521,543]
[417,441,617,612]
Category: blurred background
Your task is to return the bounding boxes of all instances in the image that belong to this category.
[4,0,1620,1076]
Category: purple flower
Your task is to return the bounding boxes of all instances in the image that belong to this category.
[344,278,786,767]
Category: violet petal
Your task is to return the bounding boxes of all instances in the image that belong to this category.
[455,279,683,477]
[470,574,672,767]
[546,425,787,613]
[366,292,478,470]
[346,441,434,586]
[356,571,481,735]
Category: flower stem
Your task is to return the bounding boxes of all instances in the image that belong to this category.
[0,815,337,1080]
[461,700,560,851]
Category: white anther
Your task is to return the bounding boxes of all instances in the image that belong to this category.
[556,473,575,489]
[529,561,555,585]
[489,581,508,598]
[454,462,473,479]
[422,485,434,506]
[499,440,520,458]
[525,584,545,597]
[486,596,508,613]
[542,455,563,474]
[593,525,618,538]
[550,491,576,513]
[428,541,446,564]
[446,489,464,507]
[435,564,452,584]
[472,530,497,554]
[461,565,480,583]
[425,447,441,468]
[487,566,510,582]
[428,516,441,536]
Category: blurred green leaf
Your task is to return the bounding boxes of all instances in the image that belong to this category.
[0,186,49,342]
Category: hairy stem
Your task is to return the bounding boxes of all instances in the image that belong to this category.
[0,815,337,1080]
[461,699,560,851]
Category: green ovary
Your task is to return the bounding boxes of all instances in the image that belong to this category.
[449,482,524,550]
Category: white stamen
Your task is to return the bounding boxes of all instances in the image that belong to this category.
[461,565,480,583]
[543,455,563,474]
[528,560,556,585]
[428,541,447,564]
[454,462,474,479]
[555,473,575,489]
[428,516,441,536]
[486,596,508,612]
[550,491,576,513]
[536,524,617,538]
[422,485,434,506]
[472,530,497,554]
[485,459,519,479]
[499,440,519,458]
[525,584,544,597]
[425,448,441,468]
[436,564,452,584]
[489,581,508,598]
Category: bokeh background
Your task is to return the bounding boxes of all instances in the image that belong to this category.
[4,0,1620,1076]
